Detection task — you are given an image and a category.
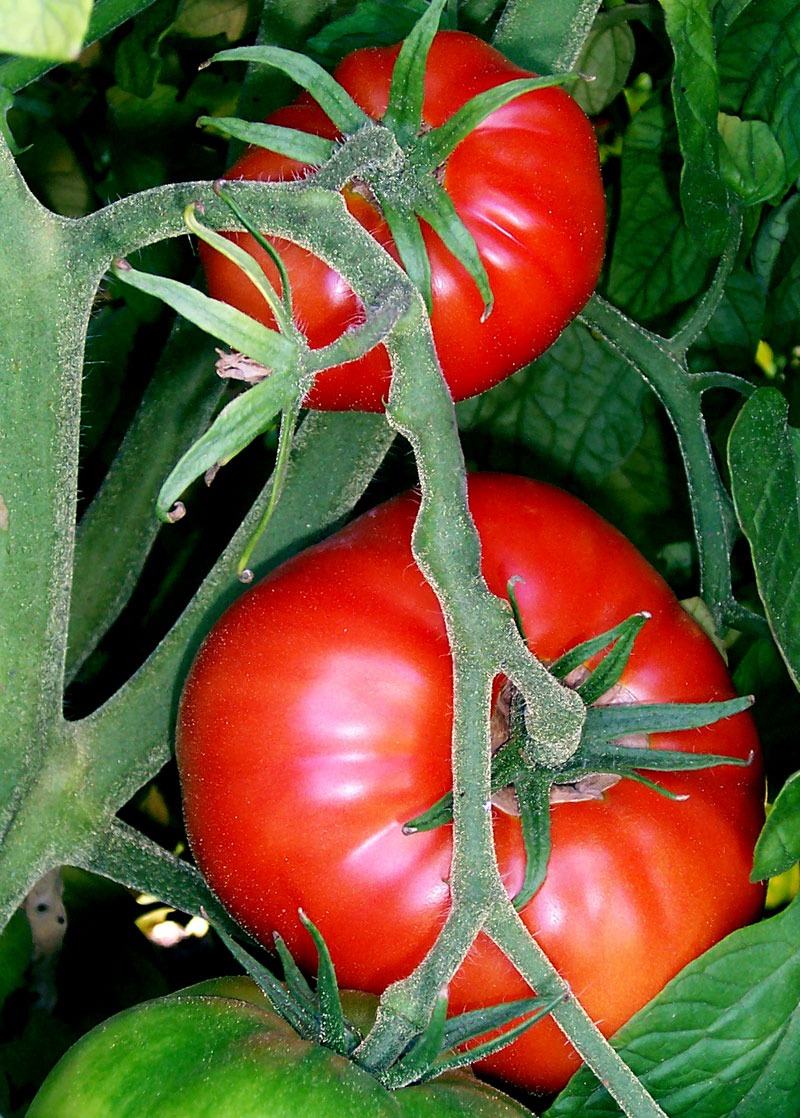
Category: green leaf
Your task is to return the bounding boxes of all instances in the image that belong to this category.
[273,933,316,1006]
[718,0,800,186]
[432,992,564,1078]
[112,261,296,371]
[209,45,370,135]
[655,0,732,255]
[0,83,26,156]
[546,899,800,1117]
[0,0,162,92]
[565,20,635,116]
[493,0,603,74]
[729,388,800,690]
[457,322,648,484]
[607,96,712,322]
[197,116,335,166]
[574,613,650,706]
[0,0,91,61]
[718,112,787,207]
[753,771,800,881]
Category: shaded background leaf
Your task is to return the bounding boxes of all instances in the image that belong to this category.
[492,0,602,73]
[718,113,787,208]
[565,19,635,116]
[457,321,648,485]
[729,388,800,690]
[606,96,712,323]
[0,0,92,62]
[718,0,800,186]
[656,0,732,255]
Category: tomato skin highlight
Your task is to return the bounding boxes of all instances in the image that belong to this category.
[27,980,533,1116]
[200,32,606,411]
[177,475,765,1094]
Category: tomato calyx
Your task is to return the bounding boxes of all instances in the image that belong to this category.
[199,0,566,317]
[406,608,754,910]
[211,908,563,1090]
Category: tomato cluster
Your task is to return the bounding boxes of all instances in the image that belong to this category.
[176,474,765,1094]
[201,31,606,411]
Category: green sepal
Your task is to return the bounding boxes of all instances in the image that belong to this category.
[610,770,690,801]
[410,74,567,171]
[236,397,302,580]
[415,179,493,318]
[155,360,312,521]
[198,115,335,167]
[549,611,650,682]
[513,771,552,910]
[573,612,650,705]
[377,191,433,313]
[111,259,295,373]
[582,694,753,744]
[273,931,316,1006]
[298,909,355,1056]
[184,201,290,331]
[568,740,751,776]
[213,184,294,321]
[382,0,447,147]
[212,925,318,1039]
[441,994,556,1051]
[381,993,449,1089]
[209,46,370,135]
[425,991,565,1081]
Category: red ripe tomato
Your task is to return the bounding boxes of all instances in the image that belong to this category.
[177,475,764,1093]
[200,32,606,411]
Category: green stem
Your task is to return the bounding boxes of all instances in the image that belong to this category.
[579,292,749,632]
[668,213,743,353]
[486,907,669,1118]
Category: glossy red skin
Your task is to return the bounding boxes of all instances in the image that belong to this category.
[200,32,606,411]
[177,475,765,1093]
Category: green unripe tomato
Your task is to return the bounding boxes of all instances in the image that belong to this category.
[28,978,533,1116]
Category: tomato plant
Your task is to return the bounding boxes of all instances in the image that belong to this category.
[177,474,765,1094]
[27,977,533,1116]
[4,0,800,1114]
[200,31,606,411]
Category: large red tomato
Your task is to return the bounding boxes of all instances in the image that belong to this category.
[177,475,764,1094]
[201,32,606,411]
